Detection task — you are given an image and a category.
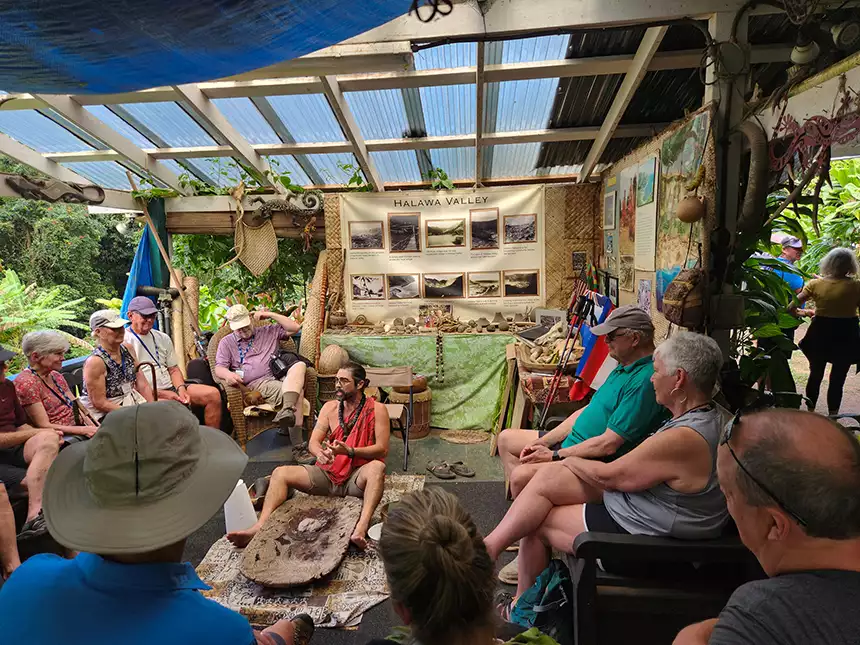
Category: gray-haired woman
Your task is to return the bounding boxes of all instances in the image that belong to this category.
[14,331,96,439]
[792,247,860,414]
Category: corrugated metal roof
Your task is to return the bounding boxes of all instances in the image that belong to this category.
[620,69,703,125]
[212,98,280,144]
[371,150,422,183]
[414,42,475,70]
[306,152,362,185]
[267,155,312,186]
[429,147,473,180]
[266,94,345,142]
[420,84,475,136]
[63,161,134,189]
[491,79,558,132]
[345,89,409,140]
[117,102,216,147]
[0,110,93,152]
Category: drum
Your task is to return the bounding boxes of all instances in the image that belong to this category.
[388,387,432,439]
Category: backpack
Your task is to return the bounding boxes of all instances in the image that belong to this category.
[509,559,573,645]
[662,267,705,328]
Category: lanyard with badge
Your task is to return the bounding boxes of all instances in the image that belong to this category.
[27,368,74,409]
[236,337,254,379]
[128,328,160,367]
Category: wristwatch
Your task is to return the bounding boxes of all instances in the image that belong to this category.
[552,450,562,462]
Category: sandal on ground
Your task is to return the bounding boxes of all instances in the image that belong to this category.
[18,512,48,541]
[426,460,455,479]
[447,461,475,477]
[494,590,516,621]
[498,555,519,584]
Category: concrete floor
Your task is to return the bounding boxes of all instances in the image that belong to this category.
[246,427,505,481]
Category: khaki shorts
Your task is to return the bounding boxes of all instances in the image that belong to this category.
[302,464,365,498]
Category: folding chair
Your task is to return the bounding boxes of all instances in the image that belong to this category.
[364,366,414,471]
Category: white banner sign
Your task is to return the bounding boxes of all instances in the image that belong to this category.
[341,186,545,322]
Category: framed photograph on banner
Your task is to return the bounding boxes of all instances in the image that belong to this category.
[349,221,384,250]
[603,192,616,230]
[534,308,566,327]
[608,276,619,306]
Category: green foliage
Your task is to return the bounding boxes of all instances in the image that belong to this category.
[426,167,454,190]
[171,234,321,322]
[792,158,860,275]
[0,198,138,316]
[172,158,307,197]
[197,284,229,332]
[95,297,124,310]
[0,269,90,372]
[338,162,372,192]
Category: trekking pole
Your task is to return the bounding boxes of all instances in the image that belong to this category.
[537,294,594,430]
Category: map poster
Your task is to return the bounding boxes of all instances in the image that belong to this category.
[341,187,545,322]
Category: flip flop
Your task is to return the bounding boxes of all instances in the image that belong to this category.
[447,461,475,477]
[426,460,455,479]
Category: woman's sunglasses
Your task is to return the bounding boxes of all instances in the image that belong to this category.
[722,407,808,527]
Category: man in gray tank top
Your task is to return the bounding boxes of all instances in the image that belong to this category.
[674,409,860,645]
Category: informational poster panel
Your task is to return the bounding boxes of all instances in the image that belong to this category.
[341,186,545,322]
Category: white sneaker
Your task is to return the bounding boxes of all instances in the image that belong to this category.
[498,555,518,584]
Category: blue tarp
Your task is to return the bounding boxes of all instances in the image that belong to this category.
[120,230,155,320]
[0,1,411,94]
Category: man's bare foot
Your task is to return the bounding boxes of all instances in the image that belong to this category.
[350,531,368,550]
[227,523,261,547]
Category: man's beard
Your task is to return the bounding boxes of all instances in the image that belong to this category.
[336,388,359,403]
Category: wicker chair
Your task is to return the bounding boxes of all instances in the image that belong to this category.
[207,321,317,450]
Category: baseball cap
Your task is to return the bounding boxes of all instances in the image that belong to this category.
[782,236,803,249]
[226,304,251,331]
[0,344,16,362]
[43,401,248,554]
[89,309,129,331]
[127,296,158,316]
[589,304,654,336]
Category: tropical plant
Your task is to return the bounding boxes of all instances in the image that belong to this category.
[197,284,229,332]
[338,162,372,192]
[0,269,91,372]
[426,167,454,190]
[95,297,124,310]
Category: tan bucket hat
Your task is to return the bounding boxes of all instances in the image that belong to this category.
[43,401,247,554]
[226,304,252,331]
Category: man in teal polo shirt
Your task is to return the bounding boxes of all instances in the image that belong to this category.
[499,305,668,498]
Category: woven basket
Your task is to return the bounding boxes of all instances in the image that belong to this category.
[324,194,342,249]
[182,275,199,362]
[170,268,186,375]
[318,374,338,405]
[516,343,581,374]
[300,250,328,365]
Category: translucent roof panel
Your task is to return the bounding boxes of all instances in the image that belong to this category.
[420,85,475,136]
[63,162,135,190]
[488,79,559,132]
[345,90,409,141]
[85,106,155,147]
[488,143,581,178]
[306,153,362,185]
[429,147,474,180]
[414,42,476,70]
[266,95,345,143]
[212,98,280,145]
[0,110,93,153]
[370,150,422,184]
[117,102,216,147]
[501,35,569,63]
[184,157,243,187]
[266,155,312,186]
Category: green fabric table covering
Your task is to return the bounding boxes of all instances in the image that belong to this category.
[320,333,511,430]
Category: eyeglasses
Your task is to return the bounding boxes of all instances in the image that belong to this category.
[722,407,808,527]
[606,329,630,343]
[139,313,157,321]
[334,377,355,386]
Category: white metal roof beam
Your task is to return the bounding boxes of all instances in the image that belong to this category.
[319,75,384,192]
[475,41,485,186]
[579,26,668,182]
[32,94,184,191]
[42,124,668,162]
[172,84,281,192]
[345,0,800,43]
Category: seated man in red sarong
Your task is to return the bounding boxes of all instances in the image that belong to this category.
[227,363,390,550]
